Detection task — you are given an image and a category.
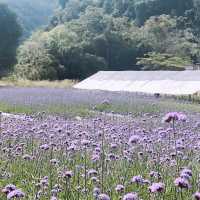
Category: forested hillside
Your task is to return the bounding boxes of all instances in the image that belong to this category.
[1,0,200,80]
[52,0,194,26]
[0,0,57,36]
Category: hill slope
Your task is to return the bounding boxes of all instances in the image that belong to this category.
[0,0,57,36]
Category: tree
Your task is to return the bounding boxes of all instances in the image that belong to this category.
[15,23,108,80]
[0,3,22,76]
[141,15,177,53]
[15,31,59,80]
[134,0,193,25]
[137,52,189,71]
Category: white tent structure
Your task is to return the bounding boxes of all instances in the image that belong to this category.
[74,71,200,95]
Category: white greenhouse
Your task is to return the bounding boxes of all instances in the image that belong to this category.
[74,71,200,95]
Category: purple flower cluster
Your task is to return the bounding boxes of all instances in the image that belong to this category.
[163,112,187,123]
[1,111,200,199]
[2,184,25,199]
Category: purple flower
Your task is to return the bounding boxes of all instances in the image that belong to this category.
[163,112,187,123]
[110,143,118,149]
[91,153,100,162]
[128,135,140,145]
[163,112,179,123]
[7,189,25,199]
[2,184,17,194]
[178,114,187,122]
[81,139,90,146]
[180,168,192,179]
[115,184,125,193]
[149,171,161,178]
[40,144,49,150]
[63,170,73,179]
[149,182,165,193]
[40,176,49,186]
[123,192,138,200]
[174,177,190,189]
[131,175,143,184]
[194,192,200,200]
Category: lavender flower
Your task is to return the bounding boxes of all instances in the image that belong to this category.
[115,184,125,193]
[40,144,49,150]
[2,184,17,194]
[194,192,200,200]
[180,168,192,179]
[163,112,187,123]
[63,170,73,179]
[7,189,25,199]
[174,177,190,189]
[163,112,179,123]
[149,182,165,193]
[123,192,138,200]
[128,135,140,145]
[131,175,143,184]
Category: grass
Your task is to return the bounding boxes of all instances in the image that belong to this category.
[0,102,93,118]
[1,96,200,119]
[94,102,160,115]
[93,98,200,116]
[0,78,76,88]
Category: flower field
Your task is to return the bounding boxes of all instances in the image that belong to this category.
[0,87,200,200]
[0,107,200,199]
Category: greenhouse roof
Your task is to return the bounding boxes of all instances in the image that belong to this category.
[74,71,200,95]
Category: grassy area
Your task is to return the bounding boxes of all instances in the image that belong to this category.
[93,97,200,116]
[1,97,200,118]
[0,102,92,118]
[0,78,76,88]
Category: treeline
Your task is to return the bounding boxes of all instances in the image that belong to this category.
[54,0,193,26]
[1,0,200,80]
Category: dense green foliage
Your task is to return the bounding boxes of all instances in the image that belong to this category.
[51,0,194,26]
[2,0,200,80]
[0,3,21,76]
[137,52,190,71]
